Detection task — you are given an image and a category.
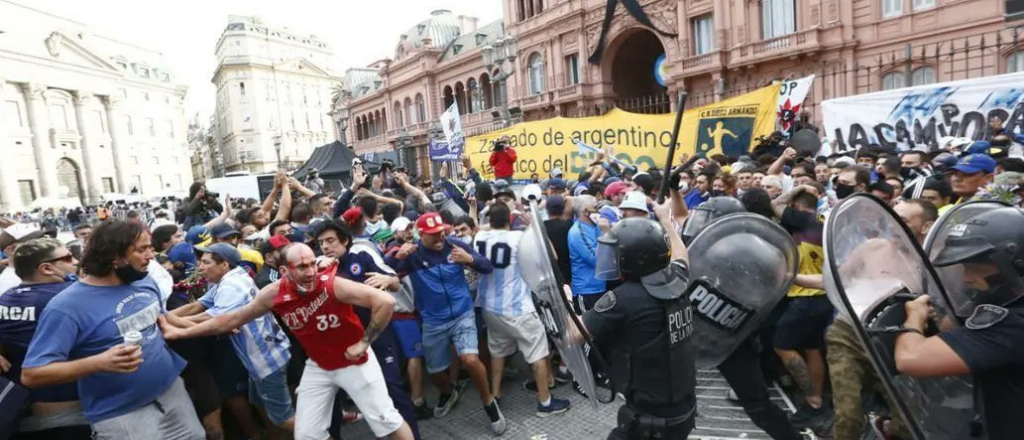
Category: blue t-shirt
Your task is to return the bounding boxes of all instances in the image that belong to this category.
[0,281,78,402]
[23,278,187,423]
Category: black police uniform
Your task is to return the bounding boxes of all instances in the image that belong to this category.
[717,338,803,440]
[938,300,1024,439]
[583,260,697,440]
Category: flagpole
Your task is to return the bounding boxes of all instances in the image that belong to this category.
[657,92,688,205]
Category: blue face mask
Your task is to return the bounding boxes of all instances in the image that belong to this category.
[64,272,79,283]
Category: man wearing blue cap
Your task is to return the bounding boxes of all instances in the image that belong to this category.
[948,154,996,203]
[170,243,295,433]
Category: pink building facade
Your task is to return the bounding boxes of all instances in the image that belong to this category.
[338,1,1024,177]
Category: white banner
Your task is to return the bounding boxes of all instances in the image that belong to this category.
[777,75,815,135]
[439,102,465,153]
[823,72,1024,151]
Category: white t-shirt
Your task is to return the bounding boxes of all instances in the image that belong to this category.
[0,267,22,298]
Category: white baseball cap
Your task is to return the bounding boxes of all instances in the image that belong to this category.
[619,191,649,214]
[390,216,413,232]
[522,183,543,203]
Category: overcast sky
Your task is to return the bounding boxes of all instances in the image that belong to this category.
[25,0,502,121]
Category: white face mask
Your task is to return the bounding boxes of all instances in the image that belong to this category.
[589,213,602,224]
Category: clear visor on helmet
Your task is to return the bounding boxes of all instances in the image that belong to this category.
[945,255,1024,317]
[595,235,620,281]
[681,208,715,243]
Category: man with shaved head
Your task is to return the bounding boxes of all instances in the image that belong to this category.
[159,243,415,440]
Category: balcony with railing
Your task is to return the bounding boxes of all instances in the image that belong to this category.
[728,28,822,68]
[681,50,726,75]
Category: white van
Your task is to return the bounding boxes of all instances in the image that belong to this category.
[203,172,275,201]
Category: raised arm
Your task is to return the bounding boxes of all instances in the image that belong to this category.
[768,147,797,177]
[260,172,285,216]
[289,177,317,199]
[275,177,293,222]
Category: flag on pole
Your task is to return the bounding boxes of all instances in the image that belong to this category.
[439,102,465,155]
[777,75,815,136]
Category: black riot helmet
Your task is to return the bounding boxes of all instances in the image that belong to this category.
[595,217,671,280]
[682,196,746,245]
[933,206,1024,311]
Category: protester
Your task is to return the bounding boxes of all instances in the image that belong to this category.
[169,243,296,432]
[160,243,414,440]
[473,203,571,417]
[0,238,88,439]
[567,195,607,313]
[21,221,204,440]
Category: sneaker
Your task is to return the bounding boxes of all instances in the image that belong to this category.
[536,397,571,417]
[434,388,461,418]
[483,400,507,435]
[788,403,833,430]
[523,379,556,393]
[414,401,433,421]
[554,367,572,384]
[572,380,589,398]
[341,409,363,424]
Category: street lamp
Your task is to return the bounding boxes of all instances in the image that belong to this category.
[481,36,517,127]
[396,127,413,172]
[335,106,350,144]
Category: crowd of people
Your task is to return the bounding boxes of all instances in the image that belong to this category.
[0,116,1022,440]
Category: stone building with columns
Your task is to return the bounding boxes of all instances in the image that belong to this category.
[0,0,192,213]
[339,0,1024,177]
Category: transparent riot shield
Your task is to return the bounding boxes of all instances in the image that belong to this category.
[824,194,983,440]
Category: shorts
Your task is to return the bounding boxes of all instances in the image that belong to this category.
[294,349,404,440]
[422,311,479,374]
[773,295,835,350]
[483,311,550,364]
[248,367,296,426]
[179,357,220,418]
[391,316,424,359]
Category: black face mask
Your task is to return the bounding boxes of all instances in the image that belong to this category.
[710,190,726,197]
[834,183,856,200]
[114,263,149,284]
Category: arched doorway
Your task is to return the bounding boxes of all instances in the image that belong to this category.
[605,29,670,114]
[56,158,84,202]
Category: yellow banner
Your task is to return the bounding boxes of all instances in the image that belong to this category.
[467,84,782,181]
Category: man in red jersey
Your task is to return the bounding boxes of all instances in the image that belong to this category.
[159,243,414,440]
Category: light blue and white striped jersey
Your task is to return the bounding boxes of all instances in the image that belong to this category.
[473,229,535,316]
[200,267,290,380]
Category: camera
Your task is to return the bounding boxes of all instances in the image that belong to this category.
[206,191,220,199]
[493,140,506,152]
[380,159,395,171]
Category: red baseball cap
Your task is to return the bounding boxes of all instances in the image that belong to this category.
[342,207,363,228]
[604,181,628,198]
[416,212,446,234]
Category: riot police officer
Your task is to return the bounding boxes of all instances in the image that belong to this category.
[895,206,1024,439]
[581,204,697,440]
[683,197,804,440]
